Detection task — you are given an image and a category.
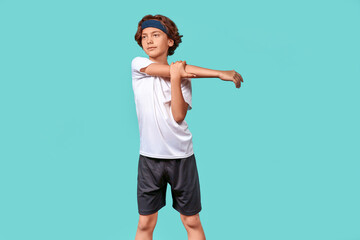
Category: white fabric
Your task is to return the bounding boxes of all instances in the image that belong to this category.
[131,56,194,159]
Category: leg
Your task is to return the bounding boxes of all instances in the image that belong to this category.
[166,154,204,238]
[136,155,167,239]
[135,211,158,240]
[180,213,206,240]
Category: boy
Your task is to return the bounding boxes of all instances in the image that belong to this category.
[131,14,243,240]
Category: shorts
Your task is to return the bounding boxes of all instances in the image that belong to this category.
[137,153,202,216]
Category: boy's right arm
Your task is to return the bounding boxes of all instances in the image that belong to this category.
[141,63,219,78]
[142,63,243,88]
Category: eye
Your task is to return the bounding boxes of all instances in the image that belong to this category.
[154,34,159,37]
[142,36,146,39]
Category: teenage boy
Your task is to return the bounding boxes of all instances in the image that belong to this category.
[132,15,243,240]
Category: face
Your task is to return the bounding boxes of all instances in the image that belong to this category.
[141,27,174,58]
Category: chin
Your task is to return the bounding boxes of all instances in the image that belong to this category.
[148,52,159,57]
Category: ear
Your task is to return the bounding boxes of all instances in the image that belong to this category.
[168,39,174,47]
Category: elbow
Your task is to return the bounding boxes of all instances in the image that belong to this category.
[172,112,185,123]
[174,116,185,124]
[171,103,188,123]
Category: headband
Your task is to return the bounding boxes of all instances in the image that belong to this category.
[141,19,169,36]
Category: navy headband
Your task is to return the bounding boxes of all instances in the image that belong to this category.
[141,19,169,35]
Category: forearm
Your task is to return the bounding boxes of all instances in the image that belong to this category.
[184,65,220,78]
[144,63,221,79]
[170,74,188,122]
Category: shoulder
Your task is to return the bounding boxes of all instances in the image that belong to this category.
[131,56,144,65]
[131,56,153,69]
[131,56,151,64]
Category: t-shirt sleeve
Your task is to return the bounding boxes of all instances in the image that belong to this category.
[181,78,192,111]
[131,56,154,80]
[163,77,192,111]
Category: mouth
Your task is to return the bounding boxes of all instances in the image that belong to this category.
[147,47,156,51]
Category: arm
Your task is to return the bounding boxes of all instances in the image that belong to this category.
[141,63,219,79]
[169,61,189,123]
[141,62,243,88]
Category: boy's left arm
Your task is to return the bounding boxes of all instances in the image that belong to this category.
[170,61,189,123]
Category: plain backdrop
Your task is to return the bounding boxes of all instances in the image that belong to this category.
[0,0,359,239]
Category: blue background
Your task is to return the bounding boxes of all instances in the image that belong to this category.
[1,0,359,239]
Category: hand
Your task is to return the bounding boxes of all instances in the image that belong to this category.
[219,70,244,88]
[170,61,197,79]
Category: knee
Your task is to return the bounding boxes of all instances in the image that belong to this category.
[181,214,201,229]
[137,214,157,232]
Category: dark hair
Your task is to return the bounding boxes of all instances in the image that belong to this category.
[134,14,183,56]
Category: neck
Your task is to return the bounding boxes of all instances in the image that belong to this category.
[148,53,169,65]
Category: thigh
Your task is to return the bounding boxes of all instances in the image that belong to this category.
[167,154,202,216]
[137,155,167,215]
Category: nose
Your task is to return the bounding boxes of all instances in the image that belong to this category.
[146,36,153,44]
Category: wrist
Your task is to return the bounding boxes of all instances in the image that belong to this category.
[170,73,181,81]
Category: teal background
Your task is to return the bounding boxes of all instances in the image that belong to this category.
[0,0,359,239]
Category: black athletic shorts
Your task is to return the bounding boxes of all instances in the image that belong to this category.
[137,153,202,216]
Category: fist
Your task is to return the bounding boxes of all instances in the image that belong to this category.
[219,70,244,88]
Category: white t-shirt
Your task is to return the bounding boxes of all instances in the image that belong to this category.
[131,56,194,159]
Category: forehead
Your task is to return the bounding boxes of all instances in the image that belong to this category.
[142,27,163,35]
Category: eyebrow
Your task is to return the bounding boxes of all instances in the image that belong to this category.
[142,31,161,35]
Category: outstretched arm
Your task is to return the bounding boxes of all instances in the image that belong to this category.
[141,63,221,78]
[141,62,243,88]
